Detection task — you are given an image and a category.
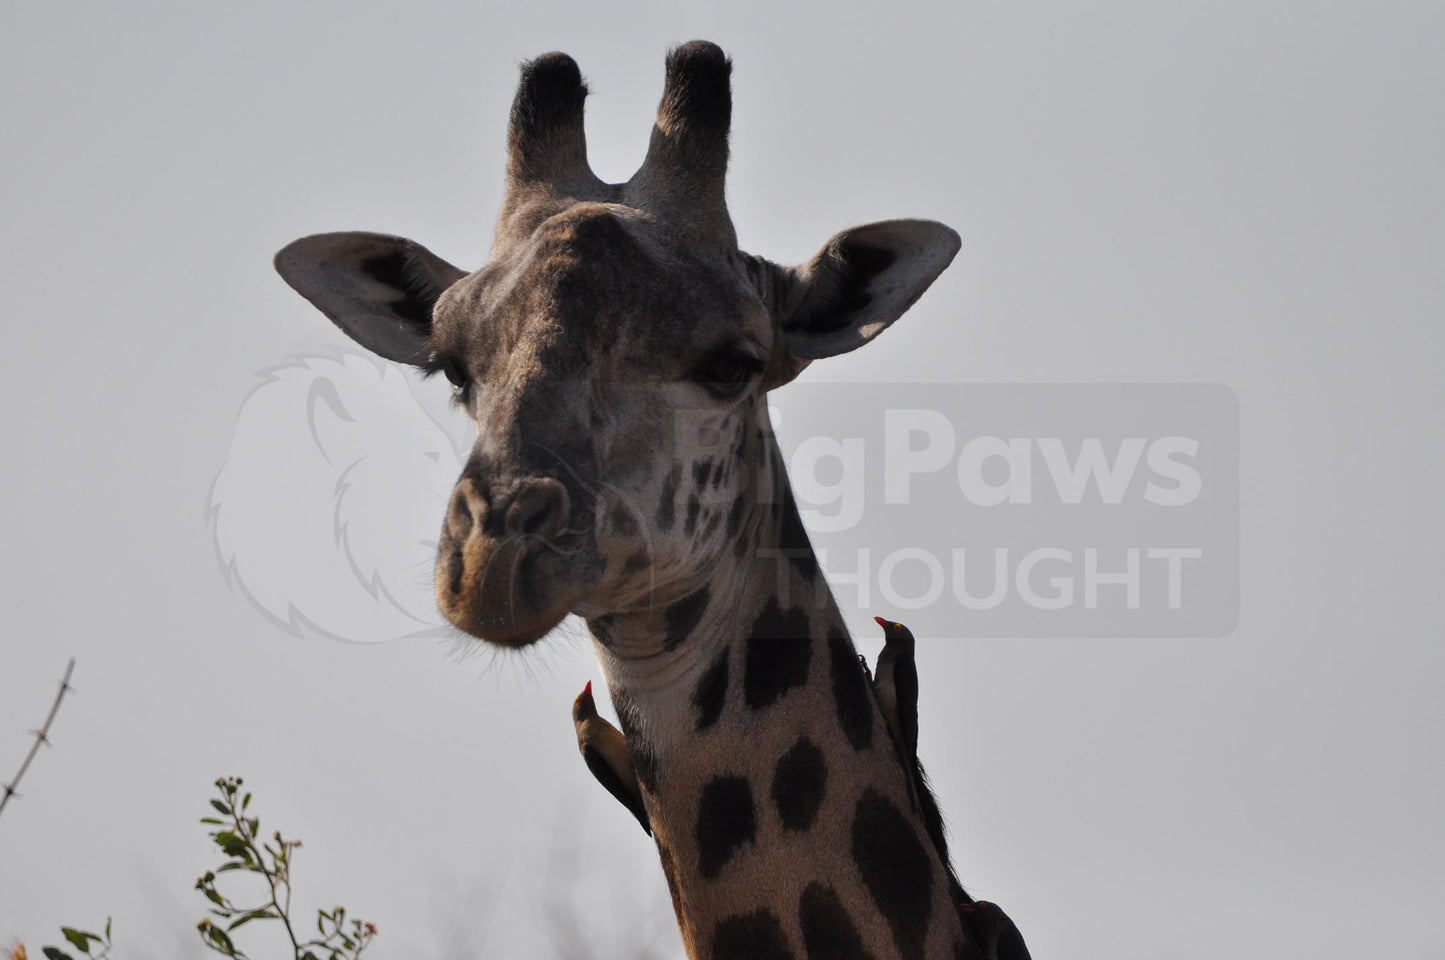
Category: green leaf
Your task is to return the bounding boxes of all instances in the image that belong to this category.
[60,929,98,951]
[207,923,237,954]
[215,860,262,874]
[227,907,277,931]
[42,949,77,960]
[105,917,112,941]
[200,817,224,825]
[242,792,251,811]
[236,907,275,931]
[210,799,230,815]
[215,831,248,857]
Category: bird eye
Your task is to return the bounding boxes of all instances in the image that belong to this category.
[692,346,764,399]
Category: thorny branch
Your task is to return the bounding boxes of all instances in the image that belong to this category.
[0,657,76,823]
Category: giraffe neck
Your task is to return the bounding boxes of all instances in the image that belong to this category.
[586,444,975,960]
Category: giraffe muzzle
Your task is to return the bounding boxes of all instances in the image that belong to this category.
[436,475,595,646]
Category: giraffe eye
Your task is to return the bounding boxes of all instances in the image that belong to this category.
[692,346,764,399]
[430,355,473,406]
[442,358,468,388]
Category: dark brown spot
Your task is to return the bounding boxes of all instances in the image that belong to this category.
[712,909,793,960]
[620,550,649,579]
[745,598,812,710]
[771,736,827,832]
[799,883,876,960]
[664,587,710,652]
[696,775,755,880]
[852,787,933,960]
[692,649,729,731]
[611,505,638,537]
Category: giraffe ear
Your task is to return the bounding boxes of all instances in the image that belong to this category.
[773,219,960,366]
[274,232,468,365]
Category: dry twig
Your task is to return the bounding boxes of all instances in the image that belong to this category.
[0,657,76,823]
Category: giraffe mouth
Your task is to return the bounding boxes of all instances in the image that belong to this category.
[434,528,600,647]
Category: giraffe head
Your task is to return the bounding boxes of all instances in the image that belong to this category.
[275,42,959,647]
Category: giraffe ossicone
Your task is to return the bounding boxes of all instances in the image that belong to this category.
[276,40,1030,960]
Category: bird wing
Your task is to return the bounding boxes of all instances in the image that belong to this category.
[965,901,1032,960]
[895,651,919,763]
[873,648,924,816]
[874,653,900,744]
[581,742,652,836]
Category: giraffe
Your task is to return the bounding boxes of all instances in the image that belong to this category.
[274,42,1016,960]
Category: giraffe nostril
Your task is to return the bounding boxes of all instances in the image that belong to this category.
[504,478,569,539]
[448,480,481,542]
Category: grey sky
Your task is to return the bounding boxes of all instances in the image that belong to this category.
[2,2,1442,958]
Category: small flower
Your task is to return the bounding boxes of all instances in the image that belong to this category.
[6,939,28,960]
